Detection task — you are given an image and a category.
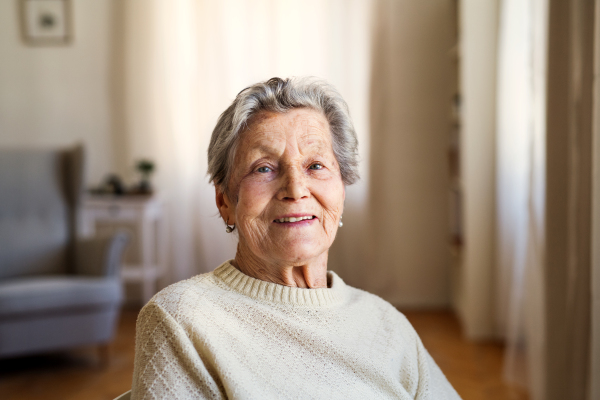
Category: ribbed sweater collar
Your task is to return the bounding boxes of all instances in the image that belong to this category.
[213,261,347,307]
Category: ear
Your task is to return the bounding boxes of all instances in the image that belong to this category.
[215,186,236,225]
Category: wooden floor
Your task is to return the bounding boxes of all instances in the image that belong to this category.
[402,310,529,400]
[0,308,138,400]
[0,309,529,400]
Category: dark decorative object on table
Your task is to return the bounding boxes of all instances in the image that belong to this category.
[135,159,156,194]
[88,159,157,196]
[89,174,126,195]
[106,174,125,195]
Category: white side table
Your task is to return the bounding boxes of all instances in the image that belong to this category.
[81,195,168,304]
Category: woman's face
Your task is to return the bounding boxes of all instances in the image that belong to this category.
[218,108,345,266]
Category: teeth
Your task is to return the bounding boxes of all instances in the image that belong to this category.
[277,216,314,223]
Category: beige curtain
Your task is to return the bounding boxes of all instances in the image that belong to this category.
[367,0,456,307]
[457,0,499,339]
[118,0,373,282]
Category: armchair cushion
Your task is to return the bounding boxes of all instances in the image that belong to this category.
[75,232,129,278]
[0,277,122,318]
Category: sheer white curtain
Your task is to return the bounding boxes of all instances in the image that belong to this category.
[119,0,372,282]
[496,0,547,398]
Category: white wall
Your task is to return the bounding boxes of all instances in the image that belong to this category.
[0,0,116,185]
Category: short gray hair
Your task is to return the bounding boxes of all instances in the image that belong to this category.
[207,77,359,193]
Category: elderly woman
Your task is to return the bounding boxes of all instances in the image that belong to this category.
[131,77,460,399]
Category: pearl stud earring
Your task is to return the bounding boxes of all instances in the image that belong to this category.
[225,218,235,233]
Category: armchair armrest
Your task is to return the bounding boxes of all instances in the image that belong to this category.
[75,232,130,277]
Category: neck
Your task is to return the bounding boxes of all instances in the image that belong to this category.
[232,243,328,288]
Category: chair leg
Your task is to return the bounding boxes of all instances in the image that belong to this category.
[98,343,110,367]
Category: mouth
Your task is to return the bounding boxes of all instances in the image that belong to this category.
[273,214,317,224]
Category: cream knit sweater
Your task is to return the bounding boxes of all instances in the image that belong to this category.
[131,261,461,400]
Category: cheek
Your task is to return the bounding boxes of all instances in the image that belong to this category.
[236,180,274,220]
[315,180,345,219]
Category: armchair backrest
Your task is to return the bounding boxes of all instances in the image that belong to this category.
[0,145,84,279]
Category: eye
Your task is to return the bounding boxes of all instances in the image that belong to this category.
[309,163,323,170]
[257,166,272,173]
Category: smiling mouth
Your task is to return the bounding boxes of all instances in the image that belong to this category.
[273,216,317,223]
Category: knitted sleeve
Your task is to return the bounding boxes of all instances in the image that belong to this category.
[131,301,225,400]
[425,351,462,400]
[414,337,462,400]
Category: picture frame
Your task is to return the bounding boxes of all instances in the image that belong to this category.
[20,0,72,46]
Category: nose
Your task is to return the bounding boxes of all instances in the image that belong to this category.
[277,166,310,201]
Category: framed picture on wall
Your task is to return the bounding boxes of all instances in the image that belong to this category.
[20,0,72,46]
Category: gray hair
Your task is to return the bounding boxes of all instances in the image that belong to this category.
[207,77,359,194]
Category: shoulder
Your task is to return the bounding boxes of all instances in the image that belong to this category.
[139,268,223,323]
[336,275,418,338]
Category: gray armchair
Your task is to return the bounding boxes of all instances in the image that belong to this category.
[0,145,128,358]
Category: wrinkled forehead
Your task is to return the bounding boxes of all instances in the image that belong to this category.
[240,108,332,151]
